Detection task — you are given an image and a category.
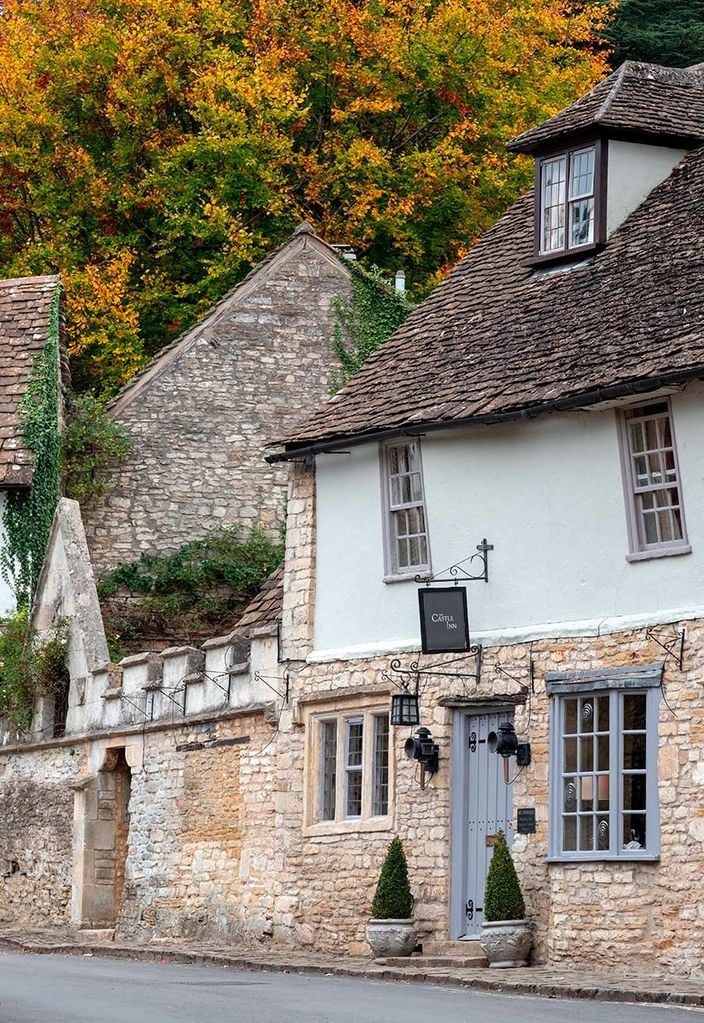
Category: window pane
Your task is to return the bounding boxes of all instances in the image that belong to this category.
[580,699,595,733]
[623,814,646,849]
[597,735,609,771]
[623,694,646,731]
[564,699,578,734]
[597,696,609,732]
[320,720,337,821]
[345,719,363,818]
[580,736,594,772]
[563,777,577,812]
[623,774,647,811]
[569,148,595,198]
[372,715,390,817]
[346,720,363,767]
[563,736,577,773]
[563,816,577,852]
[541,157,566,252]
[570,197,594,247]
[579,815,593,852]
[580,775,594,812]
[597,815,610,850]
[345,769,362,818]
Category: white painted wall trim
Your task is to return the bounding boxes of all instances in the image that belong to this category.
[307,603,704,663]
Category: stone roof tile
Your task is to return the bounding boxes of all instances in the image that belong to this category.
[0,275,61,486]
[235,564,284,636]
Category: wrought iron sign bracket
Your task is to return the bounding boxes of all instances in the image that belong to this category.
[158,686,187,714]
[493,659,535,696]
[416,539,493,586]
[382,647,483,691]
[645,626,685,671]
[119,693,150,721]
[254,670,290,704]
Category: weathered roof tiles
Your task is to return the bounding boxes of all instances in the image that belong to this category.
[0,275,62,487]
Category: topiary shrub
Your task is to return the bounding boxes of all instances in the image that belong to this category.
[371,837,414,920]
[483,830,525,922]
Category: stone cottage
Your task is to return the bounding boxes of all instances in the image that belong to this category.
[83,223,350,572]
[0,274,65,615]
[4,60,704,976]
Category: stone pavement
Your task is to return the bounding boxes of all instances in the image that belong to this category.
[1,929,704,1009]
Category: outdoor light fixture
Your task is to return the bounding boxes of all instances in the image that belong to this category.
[490,721,531,784]
[404,726,439,789]
[390,688,420,727]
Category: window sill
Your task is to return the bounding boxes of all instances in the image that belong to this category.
[626,544,692,563]
[304,817,394,839]
[383,571,431,585]
[546,854,660,864]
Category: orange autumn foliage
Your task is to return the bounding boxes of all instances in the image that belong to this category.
[0,0,611,392]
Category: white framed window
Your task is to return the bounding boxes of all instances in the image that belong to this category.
[381,439,430,577]
[538,143,597,257]
[309,707,392,831]
[618,400,690,559]
[548,669,660,862]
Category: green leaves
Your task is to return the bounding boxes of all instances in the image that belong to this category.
[483,829,526,922]
[60,394,132,504]
[371,837,414,920]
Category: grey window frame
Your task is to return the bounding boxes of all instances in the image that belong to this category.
[380,438,431,579]
[547,667,661,863]
[371,712,390,817]
[532,139,605,264]
[344,716,364,819]
[617,399,691,561]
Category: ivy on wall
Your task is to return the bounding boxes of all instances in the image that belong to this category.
[1,287,62,607]
[0,610,69,733]
[332,264,415,392]
[61,394,132,504]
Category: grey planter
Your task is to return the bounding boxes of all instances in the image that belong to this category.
[366,918,416,958]
[479,918,532,968]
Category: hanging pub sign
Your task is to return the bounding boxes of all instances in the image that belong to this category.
[418,586,471,654]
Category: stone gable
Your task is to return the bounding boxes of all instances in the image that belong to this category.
[84,227,350,572]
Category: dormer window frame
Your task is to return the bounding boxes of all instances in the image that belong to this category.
[530,136,607,267]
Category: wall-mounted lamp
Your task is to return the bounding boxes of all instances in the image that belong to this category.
[489,721,531,783]
[404,726,439,789]
[391,688,420,727]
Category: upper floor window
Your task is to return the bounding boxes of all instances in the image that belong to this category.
[537,143,601,259]
[619,400,690,560]
[381,439,430,577]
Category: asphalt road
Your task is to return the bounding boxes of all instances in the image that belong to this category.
[0,952,702,1023]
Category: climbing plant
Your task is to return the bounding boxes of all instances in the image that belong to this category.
[98,525,284,651]
[60,394,131,504]
[1,288,62,607]
[0,611,70,732]
[332,265,415,391]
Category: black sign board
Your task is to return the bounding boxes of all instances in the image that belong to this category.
[418,587,470,654]
[516,808,536,835]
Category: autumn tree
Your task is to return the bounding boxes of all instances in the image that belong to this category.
[0,0,610,393]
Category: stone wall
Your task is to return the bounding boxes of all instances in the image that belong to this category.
[0,745,75,928]
[84,229,349,573]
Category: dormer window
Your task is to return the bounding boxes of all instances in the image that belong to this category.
[535,141,604,263]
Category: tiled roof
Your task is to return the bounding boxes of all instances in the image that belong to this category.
[0,275,61,486]
[276,139,704,454]
[235,564,284,636]
[508,62,704,154]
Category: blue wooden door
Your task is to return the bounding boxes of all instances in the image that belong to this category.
[458,711,514,938]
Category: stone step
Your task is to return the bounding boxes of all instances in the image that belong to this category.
[385,954,488,969]
[74,929,115,943]
[422,939,483,956]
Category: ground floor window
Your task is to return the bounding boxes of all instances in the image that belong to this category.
[548,671,660,861]
[311,706,391,829]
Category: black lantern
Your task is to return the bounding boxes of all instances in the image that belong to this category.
[494,721,518,758]
[391,689,420,727]
[404,726,439,776]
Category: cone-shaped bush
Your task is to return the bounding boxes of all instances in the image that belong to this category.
[483,830,525,922]
[371,837,413,919]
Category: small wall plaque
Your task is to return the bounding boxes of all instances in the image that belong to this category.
[516,808,536,835]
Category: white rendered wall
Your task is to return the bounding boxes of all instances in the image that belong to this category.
[606,140,686,237]
[313,383,704,659]
[0,491,15,616]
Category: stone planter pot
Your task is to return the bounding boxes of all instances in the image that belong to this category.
[366,918,416,958]
[479,919,532,968]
